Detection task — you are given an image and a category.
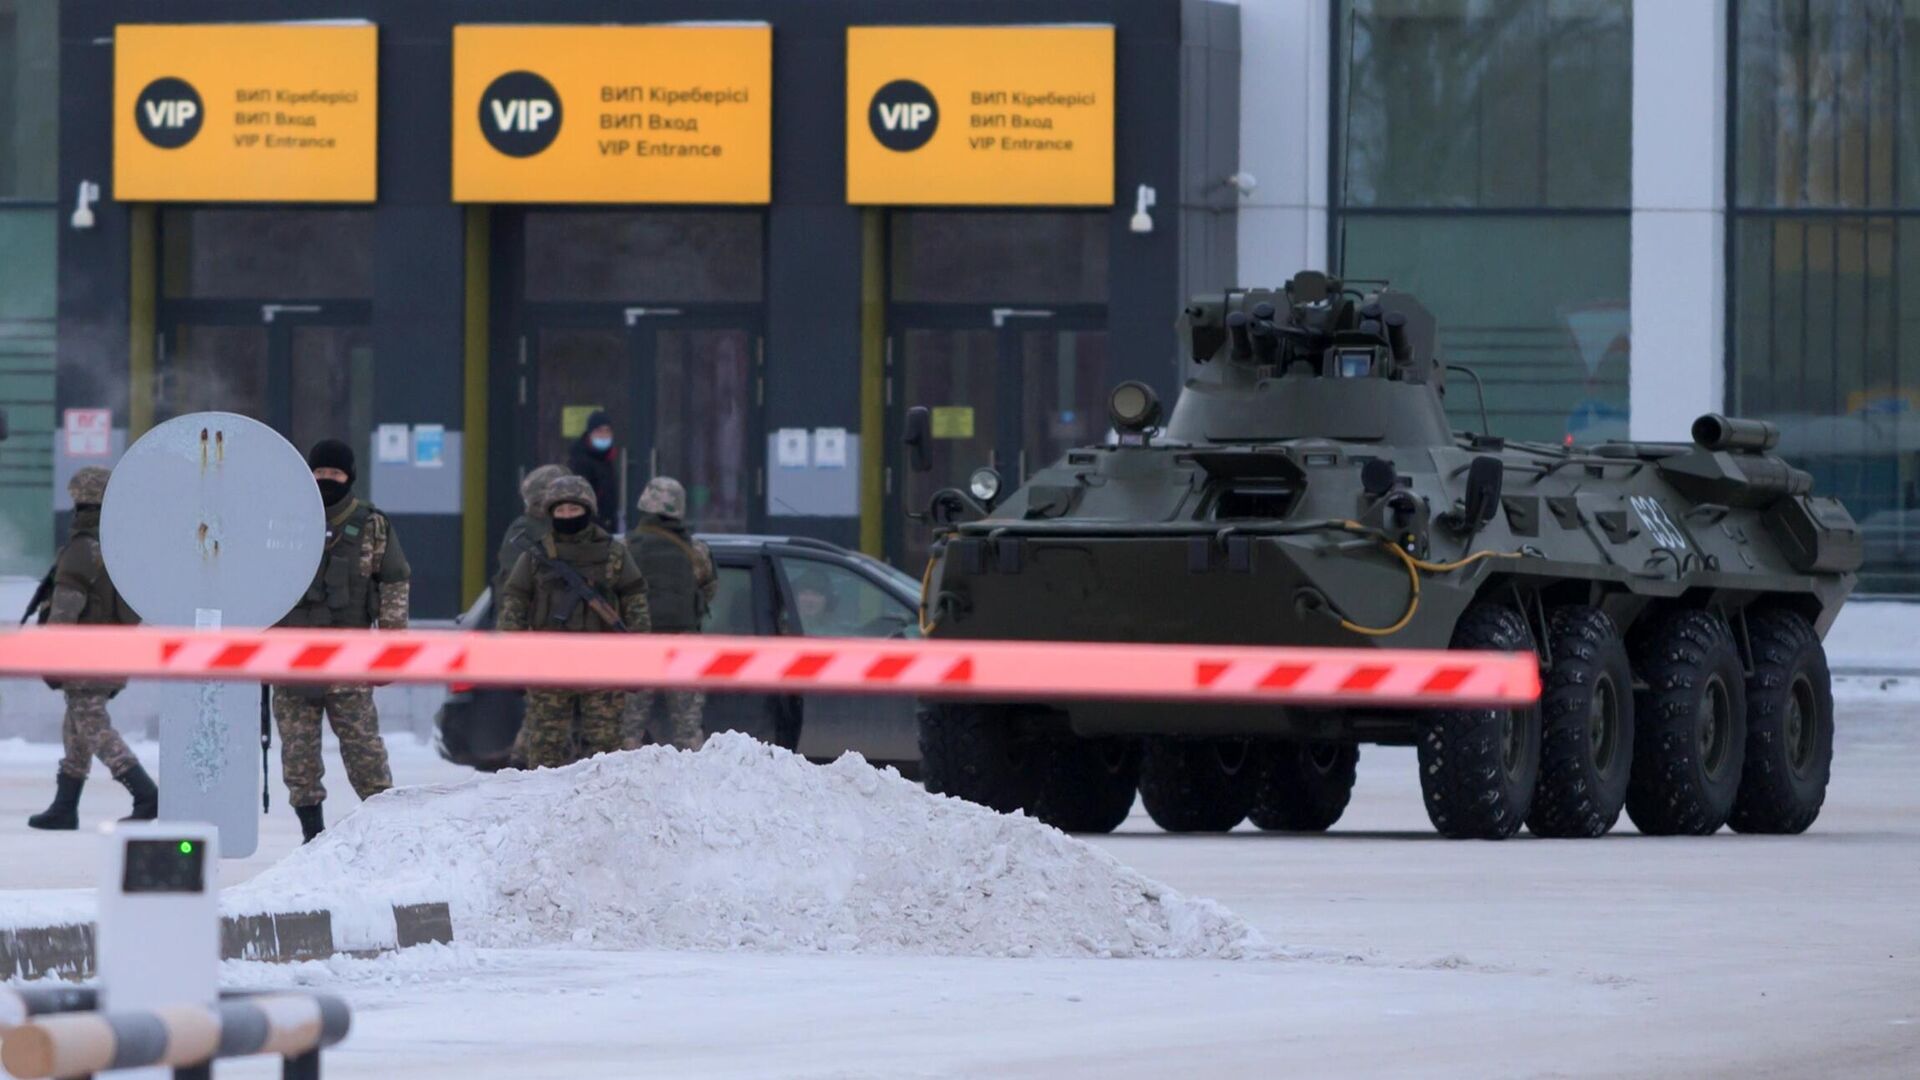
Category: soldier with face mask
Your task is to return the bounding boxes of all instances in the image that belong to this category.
[272,439,410,842]
[498,476,649,768]
[622,477,717,751]
[25,466,156,829]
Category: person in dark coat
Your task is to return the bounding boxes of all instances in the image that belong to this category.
[567,410,620,533]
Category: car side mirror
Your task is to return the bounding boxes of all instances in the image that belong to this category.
[1463,455,1503,530]
[904,406,932,473]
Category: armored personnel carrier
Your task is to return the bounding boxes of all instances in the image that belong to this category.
[905,272,1859,840]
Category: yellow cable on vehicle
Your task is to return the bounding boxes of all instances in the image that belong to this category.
[918,555,939,636]
[1329,521,1526,637]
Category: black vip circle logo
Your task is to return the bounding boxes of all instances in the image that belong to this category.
[480,71,563,157]
[134,77,203,149]
[869,79,939,152]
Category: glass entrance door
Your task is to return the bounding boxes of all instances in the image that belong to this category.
[160,306,373,486]
[528,315,760,534]
[887,313,1109,567]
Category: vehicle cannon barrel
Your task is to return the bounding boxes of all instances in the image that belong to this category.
[1692,413,1781,453]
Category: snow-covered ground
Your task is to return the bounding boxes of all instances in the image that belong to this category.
[3,683,1917,1077]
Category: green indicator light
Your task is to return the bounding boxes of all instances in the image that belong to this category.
[179,841,194,855]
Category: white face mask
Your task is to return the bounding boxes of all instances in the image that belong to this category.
[590,435,613,452]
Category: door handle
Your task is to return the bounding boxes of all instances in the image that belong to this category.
[623,307,684,326]
[261,304,322,323]
[648,446,658,480]
[991,307,1053,328]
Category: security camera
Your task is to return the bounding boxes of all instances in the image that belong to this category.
[70,181,100,230]
[1129,184,1157,235]
[1224,171,1258,196]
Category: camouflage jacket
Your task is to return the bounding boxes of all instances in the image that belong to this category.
[47,508,140,627]
[498,524,649,633]
[278,498,410,631]
[495,513,550,594]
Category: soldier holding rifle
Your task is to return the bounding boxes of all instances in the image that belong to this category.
[497,476,650,768]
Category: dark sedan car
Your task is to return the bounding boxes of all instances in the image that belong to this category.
[435,534,925,773]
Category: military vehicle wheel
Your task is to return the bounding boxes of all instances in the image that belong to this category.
[1032,737,1141,834]
[918,703,1044,815]
[1138,738,1256,832]
[1728,610,1833,835]
[1625,610,1748,836]
[1527,606,1635,839]
[1418,604,1540,840]
[1248,741,1358,832]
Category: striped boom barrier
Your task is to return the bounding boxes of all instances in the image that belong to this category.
[0,626,1540,708]
[0,992,349,1079]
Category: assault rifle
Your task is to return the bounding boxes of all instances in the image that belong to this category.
[19,565,54,625]
[515,537,627,631]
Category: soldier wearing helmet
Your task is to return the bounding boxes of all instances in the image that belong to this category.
[622,477,718,751]
[498,475,650,767]
[496,464,571,594]
[26,466,155,830]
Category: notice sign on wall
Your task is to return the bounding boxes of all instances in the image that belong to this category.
[114,24,377,202]
[453,25,772,204]
[846,26,1114,206]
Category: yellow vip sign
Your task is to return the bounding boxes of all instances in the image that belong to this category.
[114,24,378,202]
[453,25,772,204]
[846,26,1115,206]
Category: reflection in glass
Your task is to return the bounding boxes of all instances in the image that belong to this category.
[891,212,1108,304]
[162,326,269,422]
[534,329,628,471]
[291,326,374,489]
[1731,2,1920,592]
[1020,330,1111,476]
[524,212,763,303]
[1343,216,1629,444]
[653,329,753,533]
[1339,0,1631,209]
[898,329,998,570]
[161,210,374,300]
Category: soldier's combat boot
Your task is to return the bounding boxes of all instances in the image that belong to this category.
[295,803,325,844]
[28,774,84,831]
[115,763,159,821]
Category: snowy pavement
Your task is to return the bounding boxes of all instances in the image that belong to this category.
[3,688,1918,1077]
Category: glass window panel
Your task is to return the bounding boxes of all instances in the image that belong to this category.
[1020,329,1110,476]
[290,326,374,492]
[523,211,762,303]
[1341,214,1630,444]
[0,207,55,573]
[1733,0,1917,209]
[1339,0,1631,209]
[0,0,57,200]
[707,565,757,635]
[161,325,269,422]
[890,212,1108,303]
[775,557,913,638]
[652,328,753,533]
[161,210,375,300]
[897,328,998,570]
[533,328,628,471]
[1732,214,1920,593]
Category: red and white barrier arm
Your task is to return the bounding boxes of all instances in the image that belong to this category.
[0,626,1539,708]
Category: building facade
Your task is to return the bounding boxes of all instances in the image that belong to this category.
[5,0,1919,608]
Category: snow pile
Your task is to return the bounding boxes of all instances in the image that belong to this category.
[229,733,1265,960]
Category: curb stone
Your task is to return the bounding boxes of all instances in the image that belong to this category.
[0,902,452,981]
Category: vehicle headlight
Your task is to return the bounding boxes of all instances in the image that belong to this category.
[969,467,1002,503]
[1108,380,1163,432]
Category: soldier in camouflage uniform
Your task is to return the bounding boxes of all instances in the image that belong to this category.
[26,466,158,830]
[495,464,570,595]
[496,463,570,768]
[622,477,718,751]
[498,476,650,768]
[272,439,410,843]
